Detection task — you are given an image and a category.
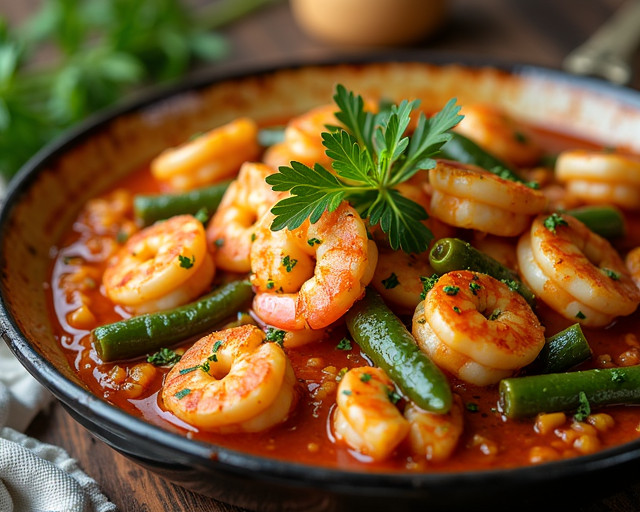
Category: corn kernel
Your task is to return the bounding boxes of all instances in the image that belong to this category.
[529,446,560,464]
[573,434,600,454]
[107,365,127,386]
[554,428,578,445]
[471,434,498,456]
[534,412,566,435]
[597,354,614,368]
[571,421,597,436]
[67,305,97,329]
[587,413,615,432]
[617,348,640,367]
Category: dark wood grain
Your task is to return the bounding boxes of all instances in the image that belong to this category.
[8,0,640,510]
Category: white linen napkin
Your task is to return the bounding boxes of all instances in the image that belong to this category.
[0,340,117,512]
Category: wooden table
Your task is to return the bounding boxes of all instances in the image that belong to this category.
[5,0,640,510]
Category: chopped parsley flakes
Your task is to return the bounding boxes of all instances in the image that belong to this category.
[282,255,298,272]
[336,338,352,351]
[147,348,181,367]
[178,254,195,269]
[544,212,568,234]
[381,272,400,289]
[573,391,591,422]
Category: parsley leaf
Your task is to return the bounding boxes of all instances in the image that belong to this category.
[574,391,591,422]
[266,85,463,254]
[544,212,568,234]
[147,347,181,367]
[178,254,195,269]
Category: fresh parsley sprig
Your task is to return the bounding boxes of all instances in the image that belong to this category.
[266,84,463,254]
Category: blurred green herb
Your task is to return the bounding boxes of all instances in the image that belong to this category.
[0,0,280,181]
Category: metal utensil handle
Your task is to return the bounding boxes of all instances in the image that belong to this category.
[563,0,640,85]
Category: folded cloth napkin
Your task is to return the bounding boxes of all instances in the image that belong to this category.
[0,340,116,512]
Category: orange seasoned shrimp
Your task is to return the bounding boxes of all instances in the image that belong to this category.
[162,325,299,433]
[151,118,260,191]
[250,202,378,330]
[404,394,464,463]
[333,367,410,461]
[103,215,214,314]
[429,160,547,236]
[206,162,282,273]
[555,150,640,210]
[626,246,640,288]
[517,213,640,326]
[454,103,542,167]
[262,104,336,169]
[412,271,545,386]
[371,248,434,313]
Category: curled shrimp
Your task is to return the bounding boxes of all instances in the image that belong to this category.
[206,162,282,273]
[454,103,542,167]
[250,202,378,330]
[333,367,410,461]
[626,247,640,289]
[429,160,547,236]
[555,150,640,210]
[151,118,260,191]
[162,325,299,433]
[103,215,214,314]
[412,271,545,386]
[404,394,464,463]
[262,104,336,169]
[517,213,640,327]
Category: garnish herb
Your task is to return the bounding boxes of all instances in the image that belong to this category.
[210,340,223,362]
[573,391,591,422]
[266,279,275,289]
[282,255,298,272]
[544,213,568,234]
[342,389,352,396]
[603,268,620,281]
[381,272,400,289]
[489,309,502,321]
[443,285,459,296]
[174,388,191,400]
[266,84,463,254]
[466,402,479,413]
[214,238,224,248]
[611,368,627,383]
[250,233,257,242]
[147,347,181,367]
[116,230,129,244]
[576,311,586,320]
[265,327,286,346]
[178,254,195,269]
[420,274,440,299]
[453,306,461,314]
[307,237,322,246]
[501,279,519,292]
[360,373,372,383]
[469,282,481,295]
[387,389,402,404]
[336,338,352,351]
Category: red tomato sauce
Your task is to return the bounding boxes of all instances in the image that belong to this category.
[46,122,640,473]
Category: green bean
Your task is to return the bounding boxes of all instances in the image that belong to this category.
[530,323,592,374]
[440,132,534,186]
[345,288,452,413]
[499,365,640,418]
[133,181,230,226]
[429,237,536,307]
[565,205,626,239]
[91,280,253,362]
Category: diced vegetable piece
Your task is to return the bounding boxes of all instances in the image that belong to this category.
[499,365,640,418]
[133,181,230,226]
[92,280,253,362]
[429,237,536,307]
[530,323,592,374]
[566,205,626,239]
[345,288,452,413]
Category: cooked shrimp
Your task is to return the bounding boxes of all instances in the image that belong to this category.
[626,246,640,288]
[405,394,464,463]
[333,367,410,461]
[517,213,640,326]
[151,118,260,191]
[429,160,547,237]
[206,162,282,273]
[103,215,214,314]
[555,150,640,210]
[162,325,299,433]
[412,271,545,386]
[371,248,434,313]
[454,103,542,167]
[250,202,378,330]
[262,104,336,170]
